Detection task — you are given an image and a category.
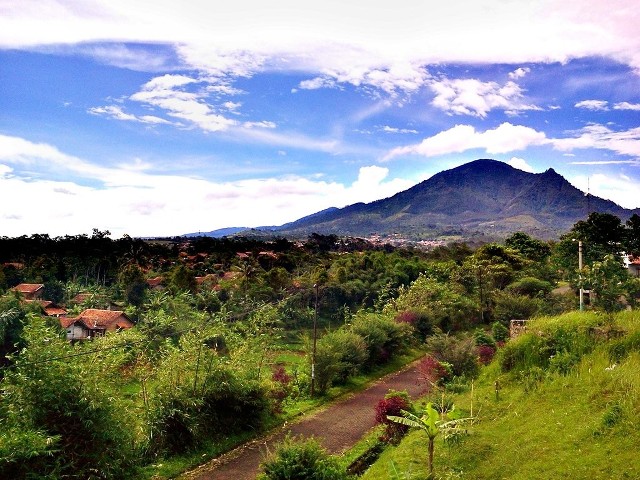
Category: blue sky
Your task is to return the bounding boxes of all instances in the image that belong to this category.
[1,0,639,238]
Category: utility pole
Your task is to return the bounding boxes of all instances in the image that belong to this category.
[310,283,319,397]
[578,240,584,311]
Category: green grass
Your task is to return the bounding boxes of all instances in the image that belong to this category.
[362,311,640,480]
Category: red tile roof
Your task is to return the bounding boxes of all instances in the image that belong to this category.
[12,283,44,294]
[62,309,133,332]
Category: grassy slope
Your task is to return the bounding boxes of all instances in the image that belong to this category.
[363,311,640,480]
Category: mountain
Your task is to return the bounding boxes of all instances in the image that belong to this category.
[270,159,639,240]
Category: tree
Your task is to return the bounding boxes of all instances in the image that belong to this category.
[118,263,148,308]
[387,402,472,478]
[168,264,197,293]
[584,254,631,322]
[505,232,551,262]
[625,214,640,256]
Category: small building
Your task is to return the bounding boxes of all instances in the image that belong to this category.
[28,300,67,318]
[60,309,133,341]
[624,254,640,277]
[146,276,165,290]
[11,283,45,300]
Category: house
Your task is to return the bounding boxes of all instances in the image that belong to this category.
[146,276,165,290]
[60,309,133,341]
[623,254,640,277]
[28,300,67,318]
[11,283,45,300]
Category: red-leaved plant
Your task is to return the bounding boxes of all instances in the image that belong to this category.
[374,390,412,443]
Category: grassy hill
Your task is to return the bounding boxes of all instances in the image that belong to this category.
[362,311,640,479]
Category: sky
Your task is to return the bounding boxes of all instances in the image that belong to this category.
[1,0,639,238]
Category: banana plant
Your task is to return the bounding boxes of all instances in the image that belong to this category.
[388,402,472,478]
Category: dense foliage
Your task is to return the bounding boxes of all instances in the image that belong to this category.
[1,212,639,477]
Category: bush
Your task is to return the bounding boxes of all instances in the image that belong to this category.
[1,317,137,478]
[417,355,453,386]
[374,390,412,443]
[499,332,552,372]
[478,344,497,365]
[506,277,553,297]
[493,291,541,325]
[491,321,510,343]
[394,310,433,340]
[150,337,270,454]
[320,330,369,384]
[426,333,479,378]
[258,435,349,480]
[351,312,412,367]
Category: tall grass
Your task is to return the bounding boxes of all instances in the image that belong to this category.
[362,311,640,480]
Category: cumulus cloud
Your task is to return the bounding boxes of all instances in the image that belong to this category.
[429,77,541,118]
[507,157,536,173]
[0,134,413,237]
[509,67,531,79]
[575,99,609,111]
[550,124,640,157]
[384,123,548,160]
[614,102,640,111]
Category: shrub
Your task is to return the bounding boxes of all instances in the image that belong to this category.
[417,355,453,386]
[258,435,349,480]
[491,321,510,343]
[394,310,433,340]
[2,317,137,478]
[270,365,292,414]
[426,334,479,378]
[477,344,496,365]
[506,277,553,297]
[351,312,412,367]
[493,291,541,325]
[374,390,412,443]
[499,332,552,372]
[149,337,270,454]
[473,329,496,348]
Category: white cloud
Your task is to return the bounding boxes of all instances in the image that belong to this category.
[575,99,609,111]
[614,102,640,111]
[381,126,418,134]
[384,123,548,160]
[550,124,640,157]
[569,173,640,209]
[429,77,541,118]
[242,121,276,129]
[88,105,171,124]
[298,77,337,90]
[3,0,638,102]
[507,157,536,173]
[130,74,238,132]
[509,67,531,79]
[0,134,416,237]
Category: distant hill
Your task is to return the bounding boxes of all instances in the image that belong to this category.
[189,159,640,240]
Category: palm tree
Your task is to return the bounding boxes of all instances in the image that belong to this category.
[387,402,472,478]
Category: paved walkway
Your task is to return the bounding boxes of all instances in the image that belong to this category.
[180,358,427,480]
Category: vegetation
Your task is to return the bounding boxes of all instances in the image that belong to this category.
[361,311,640,479]
[0,211,639,478]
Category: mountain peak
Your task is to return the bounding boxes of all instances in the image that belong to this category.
[265,159,638,241]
